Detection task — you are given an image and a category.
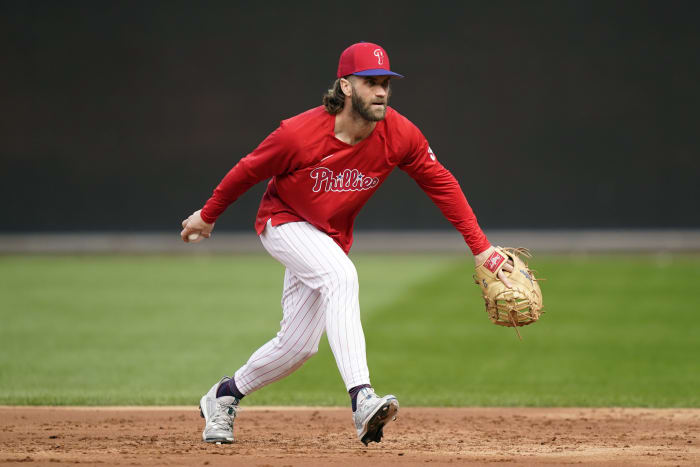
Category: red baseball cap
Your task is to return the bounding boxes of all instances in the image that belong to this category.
[336,42,404,78]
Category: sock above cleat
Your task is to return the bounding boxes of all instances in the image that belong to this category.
[349,384,371,412]
[216,378,245,400]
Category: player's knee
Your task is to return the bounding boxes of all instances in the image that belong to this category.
[319,260,358,294]
[301,346,319,360]
[293,345,318,364]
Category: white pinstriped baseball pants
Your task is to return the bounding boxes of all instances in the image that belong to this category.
[233,220,370,395]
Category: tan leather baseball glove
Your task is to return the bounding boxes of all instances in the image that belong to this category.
[474,247,543,338]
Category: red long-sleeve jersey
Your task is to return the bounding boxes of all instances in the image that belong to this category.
[201,106,490,255]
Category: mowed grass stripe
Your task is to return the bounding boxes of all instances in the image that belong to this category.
[0,254,698,406]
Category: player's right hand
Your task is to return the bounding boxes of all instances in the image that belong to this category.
[180,209,215,243]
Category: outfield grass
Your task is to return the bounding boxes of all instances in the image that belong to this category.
[1,253,698,407]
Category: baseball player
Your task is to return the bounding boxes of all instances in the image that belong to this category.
[180,42,513,446]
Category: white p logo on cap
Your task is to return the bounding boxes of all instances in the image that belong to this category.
[373,49,384,65]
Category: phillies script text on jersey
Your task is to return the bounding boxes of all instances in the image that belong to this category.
[310,167,380,193]
[200,106,490,255]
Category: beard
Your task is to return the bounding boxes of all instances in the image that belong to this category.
[350,88,388,122]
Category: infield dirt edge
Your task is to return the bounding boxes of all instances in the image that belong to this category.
[1,406,698,466]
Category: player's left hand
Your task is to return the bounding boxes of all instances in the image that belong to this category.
[180,209,215,243]
[473,246,544,336]
[474,246,514,288]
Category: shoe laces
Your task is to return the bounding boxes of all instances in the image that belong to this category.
[210,400,237,431]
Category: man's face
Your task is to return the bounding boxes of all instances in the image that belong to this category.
[347,75,391,122]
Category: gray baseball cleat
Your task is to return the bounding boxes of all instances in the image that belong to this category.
[199,377,239,443]
[353,387,399,445]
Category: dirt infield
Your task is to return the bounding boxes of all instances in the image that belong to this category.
[0,407,698,466]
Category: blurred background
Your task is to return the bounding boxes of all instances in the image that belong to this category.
[2,0,699,237]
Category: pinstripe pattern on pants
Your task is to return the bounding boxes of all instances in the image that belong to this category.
[234,220,371,395]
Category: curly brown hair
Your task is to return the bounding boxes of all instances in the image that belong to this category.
[322,78,346,114]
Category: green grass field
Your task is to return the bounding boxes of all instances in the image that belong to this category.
[1,253,698,407]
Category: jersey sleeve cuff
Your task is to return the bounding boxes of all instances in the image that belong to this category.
[471,242,492,256]
[200,210,218,224]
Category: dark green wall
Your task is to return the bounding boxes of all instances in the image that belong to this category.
[2,1,699,231]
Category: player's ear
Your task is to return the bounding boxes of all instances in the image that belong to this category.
[340,77,353,97]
